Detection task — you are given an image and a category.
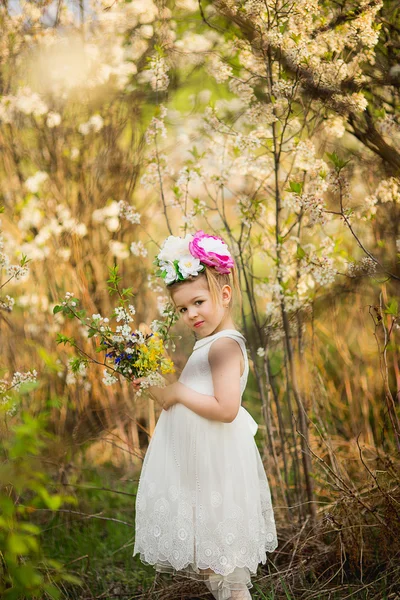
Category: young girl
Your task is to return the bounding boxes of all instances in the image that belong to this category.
[132,231,278,600]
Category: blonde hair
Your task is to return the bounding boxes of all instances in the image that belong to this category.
[168,265,242,316]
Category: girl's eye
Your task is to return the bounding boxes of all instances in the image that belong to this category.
[179,300,203,314]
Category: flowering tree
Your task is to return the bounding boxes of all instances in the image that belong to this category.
[0,0,176,459]
[136,0,400,522]
[1,0,399,539]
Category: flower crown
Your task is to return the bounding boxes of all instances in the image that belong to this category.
[155,230,234,286]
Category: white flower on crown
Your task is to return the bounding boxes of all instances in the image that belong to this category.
[178,254,203,278]
[159,261,178,285]
[157,233,193,263]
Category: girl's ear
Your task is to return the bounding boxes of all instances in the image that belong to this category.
[221,284,232,307]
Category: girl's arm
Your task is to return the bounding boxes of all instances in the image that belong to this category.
[163,337,243,422]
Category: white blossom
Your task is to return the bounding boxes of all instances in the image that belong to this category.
[135,372,166,396]
[207,55,233,83]
[6,265,30,282]
[347,257,377,278]
[109,240,129,259]
[144,56,170,91]
[15,87,48,116]
[46,112,61,128]
[159,261,178,285]
[114,306,134,323]
[78,114,104,135]
[228,79,255,103]
[103,369,119,386]
[0,295,15,312]
[25,171,48,193]
[157,233,193,263]
[130,241,148,257]
[145,105,168,144]
[118,200,141,224]
[157,295,169,315]
[178,255,203,278]
[324,116,345,138]
[11,369,38,390]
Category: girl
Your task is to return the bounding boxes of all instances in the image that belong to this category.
[132,231,278,600]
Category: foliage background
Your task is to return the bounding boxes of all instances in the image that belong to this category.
[1,0,399,598]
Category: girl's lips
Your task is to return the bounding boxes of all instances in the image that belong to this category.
[194,321,204,328]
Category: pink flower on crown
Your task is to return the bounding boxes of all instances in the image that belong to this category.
[189,230,234,275]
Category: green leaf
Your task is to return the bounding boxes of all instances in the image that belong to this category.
[122,287,134,298]
[326,151,350,171]
[24,536,39,552]
[289,181,303,194]
[18,522,41,535]
[385,299,398,316]
[296,246,306,259]
[0,496,15,518]
[38,489,62,511]
[56,334,75,346]
[42,583,62,599]
[34,345,62,372]
[15,564,43,587]
[7,533,29,555]
[279,22,288,34]
[62,494,78,506]
[17,381,40,395]
[43,558,63,569]
[3,588,23,599]
[19,253,31,267]
[60,573,82,585]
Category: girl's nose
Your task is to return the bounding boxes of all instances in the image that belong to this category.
[187,307,198,320]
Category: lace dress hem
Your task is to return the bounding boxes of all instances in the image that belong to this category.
[139,557,255,600]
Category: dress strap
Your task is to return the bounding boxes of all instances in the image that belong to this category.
[193,329,246,351]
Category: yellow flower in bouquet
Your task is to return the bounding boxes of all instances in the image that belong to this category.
[133,334,175,378]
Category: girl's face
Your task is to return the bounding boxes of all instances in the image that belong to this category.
[171,276,231,338]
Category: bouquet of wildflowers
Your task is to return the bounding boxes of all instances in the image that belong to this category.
[53,267,177,394]
[100,305,175,391]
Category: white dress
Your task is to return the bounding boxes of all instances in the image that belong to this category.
[133,329,278,600]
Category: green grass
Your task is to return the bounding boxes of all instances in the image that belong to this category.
[40,463,155,598]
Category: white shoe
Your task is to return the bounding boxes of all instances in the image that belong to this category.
[230,590,252,599]
[204,581,252,600]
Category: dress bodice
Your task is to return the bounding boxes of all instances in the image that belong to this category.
[178,329,249,398]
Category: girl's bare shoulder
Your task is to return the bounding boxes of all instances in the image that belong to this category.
[208,337,243,366]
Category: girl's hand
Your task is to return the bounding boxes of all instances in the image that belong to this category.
[132,378,178,411]
[131,377,145,393]
[151,384,177,410]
